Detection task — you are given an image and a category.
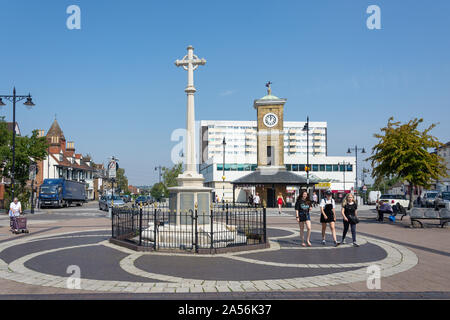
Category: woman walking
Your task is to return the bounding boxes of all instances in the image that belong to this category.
[295,190,312,247]
[319,191,338,246]
[277,193,285,215]
[9,197,22,233]
[337,193,360,247]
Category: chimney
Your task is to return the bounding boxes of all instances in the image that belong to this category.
[66,141,75,157]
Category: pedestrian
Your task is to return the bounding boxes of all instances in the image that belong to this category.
[277,193,285,214]
[295,190,312,247]
[9,197,22,233]
[377,200,393,222]
[337,193,360,247]
[254,193,261,207]
[312,192,318,208]
[319,190,338,246]
[248,194,254,207]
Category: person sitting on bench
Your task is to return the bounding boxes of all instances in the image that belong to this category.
[378,201,393,222]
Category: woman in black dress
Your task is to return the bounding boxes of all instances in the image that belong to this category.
[337,193,359,247]
[295,190,312,247]
[319,191,337,246]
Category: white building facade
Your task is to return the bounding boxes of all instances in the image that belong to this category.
[198,120,356,203]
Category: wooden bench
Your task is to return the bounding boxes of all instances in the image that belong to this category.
[409,208,450,228]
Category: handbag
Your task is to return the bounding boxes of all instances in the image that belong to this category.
[348,215,359,224]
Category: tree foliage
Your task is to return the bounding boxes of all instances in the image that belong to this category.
[150,182,165,201]
[368,117,448,208]
[159,163,183,197]
[0,117,49,206]
[115,168,128,194]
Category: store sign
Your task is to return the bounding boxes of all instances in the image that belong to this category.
[316,182,331,189]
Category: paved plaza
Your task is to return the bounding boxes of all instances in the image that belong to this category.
[0,203,449,299]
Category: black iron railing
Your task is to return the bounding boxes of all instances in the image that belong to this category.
[111,203,267,253]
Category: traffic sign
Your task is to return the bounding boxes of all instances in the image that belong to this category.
[108,160,117,179]
[29,164,37,180]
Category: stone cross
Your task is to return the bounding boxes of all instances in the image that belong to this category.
[175,45,206,174]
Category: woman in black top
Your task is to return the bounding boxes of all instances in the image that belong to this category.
[295,190,312,247]
[337,193,359,247]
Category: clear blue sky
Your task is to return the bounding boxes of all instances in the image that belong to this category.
[1,0,449,185]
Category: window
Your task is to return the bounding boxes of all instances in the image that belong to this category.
[319,165,326,172]
[292,164,298,171]
[312,165,319,172]
[267,146,274,165]
[347,165,353,172]
[333,165,339,172]
[299,164,306,171]
[339,165,346,172]
[326,165,333,172]
[286,164,292,171]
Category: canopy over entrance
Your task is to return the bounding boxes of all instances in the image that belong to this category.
[231,169,321,207]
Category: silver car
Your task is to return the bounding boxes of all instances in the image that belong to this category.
[434,192,450,210]
[99,195,125,211]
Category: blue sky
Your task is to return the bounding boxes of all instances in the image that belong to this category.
[1,0,449,185]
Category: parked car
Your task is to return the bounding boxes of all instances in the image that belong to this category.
[99,195,125,211]
[376,194,409,210]
[422,191,439,208]
[434,191,450,210]
[135,196,150,206]
[121,195,131,203]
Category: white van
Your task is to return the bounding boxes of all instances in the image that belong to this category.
[368,191,381,205]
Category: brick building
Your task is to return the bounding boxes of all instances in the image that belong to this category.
[36,120,96,200]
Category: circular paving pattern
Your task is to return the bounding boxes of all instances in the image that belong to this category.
[0,227,418,293]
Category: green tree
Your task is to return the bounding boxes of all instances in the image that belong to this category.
[150,182,165,201]
[160,163,183,197]
[0,117,48,207]
[368,117,448,209]
[115,168,128,194]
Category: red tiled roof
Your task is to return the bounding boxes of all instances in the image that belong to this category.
[50,154,94,171]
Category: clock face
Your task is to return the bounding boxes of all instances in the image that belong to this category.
[263,113,278,128]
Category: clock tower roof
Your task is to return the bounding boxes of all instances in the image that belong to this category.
[253,94,287,109]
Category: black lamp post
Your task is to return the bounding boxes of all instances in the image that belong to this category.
[0,88,35,201]
[222,137,226,204]
[302,116,310,188]
[347,145,366,202]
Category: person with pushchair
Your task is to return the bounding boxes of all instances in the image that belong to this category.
[9,198,22,233]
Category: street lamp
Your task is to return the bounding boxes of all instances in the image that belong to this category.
[0,88,35,201]
[347,145,366,203]
[302,116,310,188]
[155,166,162,183]
[222,137,226,204]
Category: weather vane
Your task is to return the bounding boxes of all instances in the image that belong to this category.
[265,81,272,95]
